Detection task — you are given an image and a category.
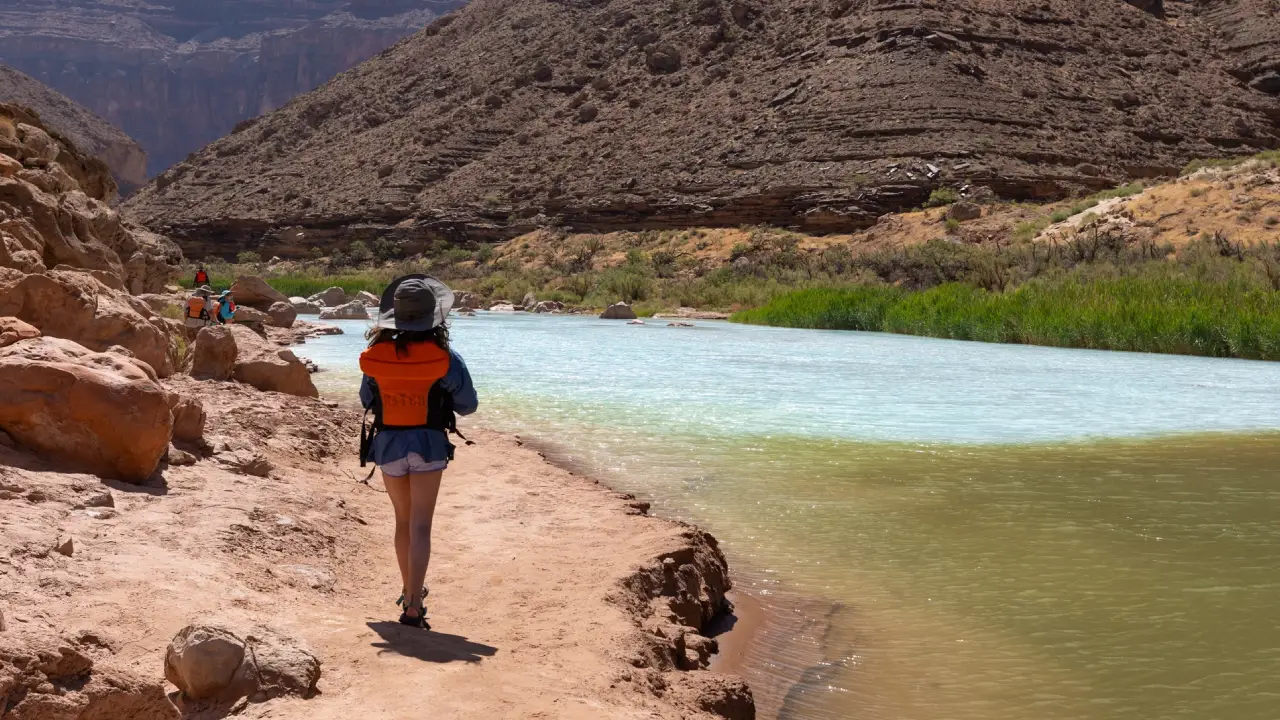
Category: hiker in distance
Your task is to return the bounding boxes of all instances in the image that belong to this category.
[359,275,478,629]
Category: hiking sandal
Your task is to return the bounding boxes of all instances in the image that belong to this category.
[398,599,430,630]
[395,586,429,607]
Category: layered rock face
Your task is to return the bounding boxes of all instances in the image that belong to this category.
[1,103,180,290]
[1200,0,1280,96]
[0,1,465,177]
[0,65,148,192]
[124,0,1280,257]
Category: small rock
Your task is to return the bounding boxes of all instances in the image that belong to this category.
[488,303,517,312]
[80,490,114,509]
[289,297,323,314]
[168,393,206,444]
[220,450,272,477]
[165,626,246,700]
[318,301,369,321]
[646,45,682,74]
[84,508,118,520]
[55,536,74,557]
[165,625,321,703]
[577,104,599,123]
[0,317,41,348]
[308,287,347,307]
[168,445,197,466]
[627,319,646,325]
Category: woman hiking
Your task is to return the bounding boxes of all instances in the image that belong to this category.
[359,275,477,629]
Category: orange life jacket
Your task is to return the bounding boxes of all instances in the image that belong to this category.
[195,270,208,284]
[358,340,451,427]
[185,295,206,319]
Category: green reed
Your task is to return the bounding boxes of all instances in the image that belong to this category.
[733,268,1280,360]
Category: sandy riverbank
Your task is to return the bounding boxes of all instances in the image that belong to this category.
[0,372,753,718]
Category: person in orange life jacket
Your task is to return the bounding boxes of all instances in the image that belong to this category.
[359,275,477,629]
[193,266,209,286]
[184,286,214,329]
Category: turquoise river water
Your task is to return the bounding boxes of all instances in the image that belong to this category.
[296,313,1280,720]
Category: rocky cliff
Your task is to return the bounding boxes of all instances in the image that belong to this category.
[1200,0,1280,96]
[122,0,1280,259]
[0,1,464,178]
[0,64,148,192]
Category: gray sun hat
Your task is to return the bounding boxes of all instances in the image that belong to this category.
[377,274,454,331]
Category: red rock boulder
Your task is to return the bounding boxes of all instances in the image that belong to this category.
[0,336,173,481]
[0,267,173,376]
[229,325,318,398]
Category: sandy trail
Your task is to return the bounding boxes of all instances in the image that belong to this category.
[0,378,751,719]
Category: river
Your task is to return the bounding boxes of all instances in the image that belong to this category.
[296,313,1280,720]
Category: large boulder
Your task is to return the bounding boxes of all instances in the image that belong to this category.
[532,300,564,313]
[0,267,173,376]
[600,302,638,320]
[354,290,379,307]
[229,325,318,398]
[267,301,297,328]
[289,296,322,314]
[165,625,320,704]
[318,300,369,320]
[190,325,237,381]
[0,336,173,481]
[229,275,288,310]
[308,287,346,307]
[0,626,177,719]
[521,291,537,309]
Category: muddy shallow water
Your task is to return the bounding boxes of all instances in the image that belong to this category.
[299,313,1280,720]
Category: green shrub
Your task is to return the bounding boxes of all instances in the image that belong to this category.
[236,251,261,264]
[924,187,959,207]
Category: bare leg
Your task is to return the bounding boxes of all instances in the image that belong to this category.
[404,470,443,618]
[383,472,412,601]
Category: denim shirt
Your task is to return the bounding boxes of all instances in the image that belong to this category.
[359,349,478,466]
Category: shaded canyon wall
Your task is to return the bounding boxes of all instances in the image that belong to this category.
[0,2,467,179]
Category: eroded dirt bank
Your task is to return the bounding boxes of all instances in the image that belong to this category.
[0,377,753,719]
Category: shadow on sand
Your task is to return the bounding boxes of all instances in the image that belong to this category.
[367,621,497,663]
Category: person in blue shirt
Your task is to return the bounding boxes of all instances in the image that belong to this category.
[358,275,477,629]
[216,291,236,324]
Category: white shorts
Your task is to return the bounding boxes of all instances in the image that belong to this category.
[380,452,447,478]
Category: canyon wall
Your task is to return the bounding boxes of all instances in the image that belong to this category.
[0,1,465,179]
[124,0,1280,258]
[0,64,148,192]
